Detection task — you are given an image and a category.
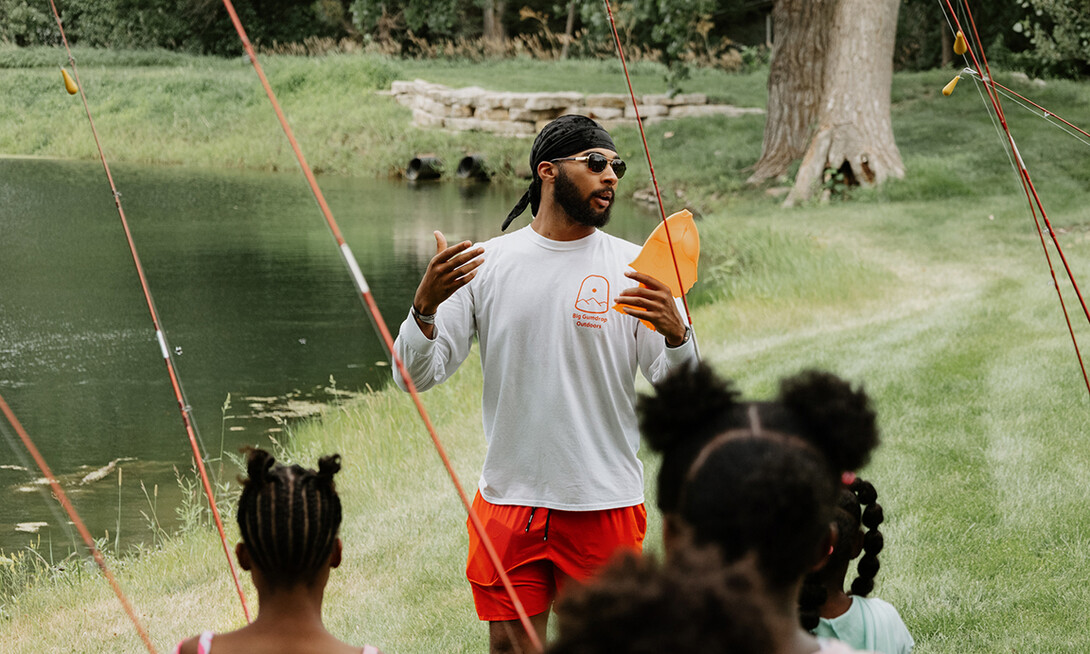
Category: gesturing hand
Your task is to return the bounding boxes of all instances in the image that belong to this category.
[615,270,688,347]
[413,230,485,317]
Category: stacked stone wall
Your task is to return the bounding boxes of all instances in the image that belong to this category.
[388,80,763,136]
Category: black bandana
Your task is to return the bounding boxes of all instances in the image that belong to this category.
[502,115,617,231]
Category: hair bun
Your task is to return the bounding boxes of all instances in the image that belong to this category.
[640,362,739,454]
[246,447,276,483]
[778,370,879,472]
[317,454,342,483]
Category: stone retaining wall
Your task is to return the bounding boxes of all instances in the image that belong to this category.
[389,79,763,136]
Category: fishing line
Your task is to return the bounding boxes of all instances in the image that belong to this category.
[45,0,251,621]
[0,419,81,557]
[969,72,1090,149]
[0,393,159,654]
[939,0,1090,397]
[217,2,543,649]
[601,0,699,357]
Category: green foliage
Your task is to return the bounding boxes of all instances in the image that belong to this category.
[0,0,354,55]
[577,0,719,93]
[0,0,56,47]
[895,0,1030,72]
[351,0,478,46]
[1013,0,1090,78]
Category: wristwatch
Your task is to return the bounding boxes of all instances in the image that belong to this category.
[668,326,692,348]
[411,305,436,325]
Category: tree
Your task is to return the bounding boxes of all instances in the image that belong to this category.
[1015,0,1090,78]
[480,0,508,43]
[749,0,905,206]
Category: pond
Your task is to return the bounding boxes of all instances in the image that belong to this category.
[0,156,662,555]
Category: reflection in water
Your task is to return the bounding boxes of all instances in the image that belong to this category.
[0,157,660,553]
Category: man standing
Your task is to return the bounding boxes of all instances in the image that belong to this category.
[392,115,697,653]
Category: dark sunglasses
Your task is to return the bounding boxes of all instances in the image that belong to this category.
[551,152,627,179]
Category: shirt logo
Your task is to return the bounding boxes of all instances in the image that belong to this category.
[574,275,609,313]
[573,275,610,330]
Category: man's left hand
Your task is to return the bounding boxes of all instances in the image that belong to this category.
[615,271,688,347]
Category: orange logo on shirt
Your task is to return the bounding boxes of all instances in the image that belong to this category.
[575,275,609,314]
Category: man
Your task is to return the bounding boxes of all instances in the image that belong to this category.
[392,115,697,653]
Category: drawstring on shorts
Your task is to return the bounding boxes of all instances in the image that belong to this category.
[524,507,552,541]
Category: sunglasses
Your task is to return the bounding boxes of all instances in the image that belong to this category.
[551,152,627,180]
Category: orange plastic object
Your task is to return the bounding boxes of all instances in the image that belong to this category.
[953,30,968,56]
[613,209,699,329]
[61,68,78,95]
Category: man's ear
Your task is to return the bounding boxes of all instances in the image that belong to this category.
[329,537,343,569]
[537,159,557,183]
[236,541,252,571]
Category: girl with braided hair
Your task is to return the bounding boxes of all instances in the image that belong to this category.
[811,477,914,654]
[174,448,382,654]
[638,362,882,654]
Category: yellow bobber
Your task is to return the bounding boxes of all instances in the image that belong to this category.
[61,68,78,95]
[953,30,968,55]
[942,75,960,96]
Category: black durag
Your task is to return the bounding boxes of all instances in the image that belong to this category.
[502,114,616,231]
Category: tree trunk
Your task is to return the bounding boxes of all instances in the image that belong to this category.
[941,22,952,68]
[786,0,904,206]
[560,1,577,60]
[483,0,508,43]
[747,0,835,185]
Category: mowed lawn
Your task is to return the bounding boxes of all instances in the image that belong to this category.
[3,53,1090,652]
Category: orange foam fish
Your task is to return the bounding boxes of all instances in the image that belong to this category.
[613,209,699,329]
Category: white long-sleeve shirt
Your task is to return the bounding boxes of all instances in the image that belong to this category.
[393,225,697,511]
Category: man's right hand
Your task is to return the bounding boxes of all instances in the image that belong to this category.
[412,231,484,335]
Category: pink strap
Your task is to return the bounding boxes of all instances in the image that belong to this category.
[362,646,379,654]
[198,631,214,654]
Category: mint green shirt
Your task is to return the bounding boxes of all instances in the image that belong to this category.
[816,596,914,654]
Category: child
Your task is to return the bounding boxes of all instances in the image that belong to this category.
[547,544,774,654]
[174,448,382,654]
[810,477,914,654]
[638,363,882,654]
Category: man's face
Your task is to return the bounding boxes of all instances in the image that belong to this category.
[551,148,620,228]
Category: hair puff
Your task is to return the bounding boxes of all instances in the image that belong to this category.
[777,370,879,473]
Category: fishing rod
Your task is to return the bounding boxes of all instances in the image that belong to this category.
[601,0,699,358]
[940,0,1090,397]
[0,394,159,654]
[216,1,544,649]
[45,0,251,621]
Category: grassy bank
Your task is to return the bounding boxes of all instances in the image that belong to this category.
[4,50,1090,652]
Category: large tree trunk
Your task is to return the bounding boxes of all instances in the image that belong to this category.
[786,0,904,206]
[747,0,834,185]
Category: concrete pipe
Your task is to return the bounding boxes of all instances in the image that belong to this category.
[455,154,490,181]
[406,155,442,181]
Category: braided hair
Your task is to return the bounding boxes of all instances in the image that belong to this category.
[638,363,879,603]
[236,448,343,589]
[801,477,886,630]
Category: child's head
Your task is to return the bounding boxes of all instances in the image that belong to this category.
[547,545,773,654]
[236,447,343,590]
[639,363,879,591]
[801,476,886,626]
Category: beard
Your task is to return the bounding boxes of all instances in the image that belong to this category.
[554,166,613,228]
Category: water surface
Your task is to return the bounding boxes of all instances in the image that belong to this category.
[0,157,660,554]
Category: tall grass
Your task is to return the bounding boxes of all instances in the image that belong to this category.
[4,52,1090,652]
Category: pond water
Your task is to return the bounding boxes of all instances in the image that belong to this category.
[0,156,661,555]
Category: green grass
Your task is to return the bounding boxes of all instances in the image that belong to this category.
[5,50,1090,652]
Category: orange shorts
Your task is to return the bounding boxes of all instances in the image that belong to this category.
[465,491,647,621]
